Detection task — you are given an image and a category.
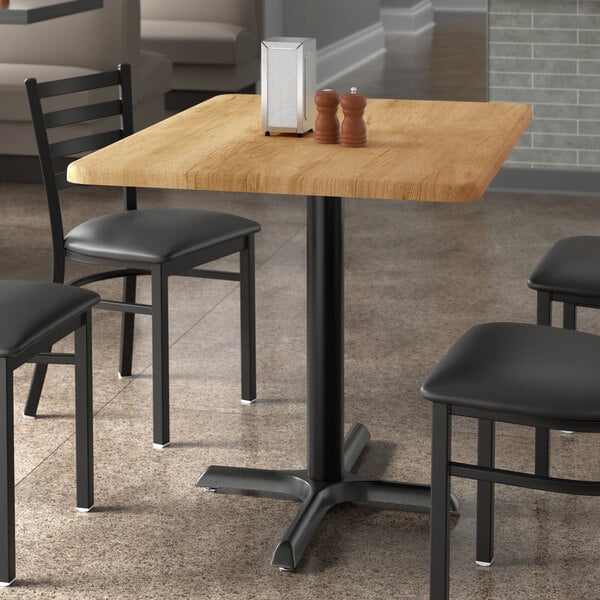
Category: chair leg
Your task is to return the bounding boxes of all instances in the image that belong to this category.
[75,313,94,511]
[0,360,15,586]
[23,360,49,418]
[536,290,552,326]
[23,253,67,418]
[535,291,551,476]
[118,274,137,378]
[430,403,451,600]
[240,235,256,404]
[151,266,170,448]
[476,419,495,566]
[559,302,577,437]
[563,302,576,330]
[535,428,550,476]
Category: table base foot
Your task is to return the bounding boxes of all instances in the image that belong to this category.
[195,423,460,570]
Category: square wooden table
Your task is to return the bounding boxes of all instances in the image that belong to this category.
[68,94,532,571]
[0,0,102,24]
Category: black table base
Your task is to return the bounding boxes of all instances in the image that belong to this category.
[197,423,458,570]
[196,196,459,571]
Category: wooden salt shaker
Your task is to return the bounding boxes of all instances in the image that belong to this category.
[314,89,340,144]
[341,87,367,147]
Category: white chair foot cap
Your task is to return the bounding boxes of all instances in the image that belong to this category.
[0,578,15,587]
[153,442,170,449]
[76,506,94,513]
[560,430,575,435]
[22,414,36,420]
[241,399,256,405]
[117,372,134,380]
[475,559,494,567]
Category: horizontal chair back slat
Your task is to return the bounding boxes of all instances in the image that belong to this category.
[49,130,123,159]
[44,100,123,129]
[36,70,121,99]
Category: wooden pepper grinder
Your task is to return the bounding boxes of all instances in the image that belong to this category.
[341,87,367,147]
[314,89,340,144]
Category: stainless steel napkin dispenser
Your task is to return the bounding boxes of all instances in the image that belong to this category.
[261,37,317,136]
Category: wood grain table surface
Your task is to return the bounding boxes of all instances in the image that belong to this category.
[67,94,532,203]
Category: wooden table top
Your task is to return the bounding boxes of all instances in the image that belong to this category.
[0,0,102,24]
[67,94,532,203]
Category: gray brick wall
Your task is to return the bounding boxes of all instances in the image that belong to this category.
[489,0,600,170]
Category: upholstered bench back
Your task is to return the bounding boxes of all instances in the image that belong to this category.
[0,1,140,71]
[140,0,260,94]
[0,0,172,157]
[141,0,258,33]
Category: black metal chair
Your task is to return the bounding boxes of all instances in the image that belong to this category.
[25,64,261,448]
[0,280,98,586]
[529,237,600,476]
[421,322,600,600]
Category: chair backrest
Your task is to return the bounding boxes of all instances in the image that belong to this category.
[141,0,259,33]
[25,64,137,284]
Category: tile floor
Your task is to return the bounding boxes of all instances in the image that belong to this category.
[1,10,600,600]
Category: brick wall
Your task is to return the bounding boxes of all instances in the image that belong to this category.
[489,0,600,170]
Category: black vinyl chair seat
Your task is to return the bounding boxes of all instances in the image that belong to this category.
[0,281,99,357]
[528,236,600,297]
[65,208,261,264]
[421,322,600,422]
